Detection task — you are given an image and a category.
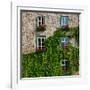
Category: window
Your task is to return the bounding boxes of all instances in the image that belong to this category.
[61,37,69,48]
[61,59,69,71]
[60,16,69,28]
[36,36,46,52]
[36,16,46,31]
[61,59,67,66]
[36,16,45,27]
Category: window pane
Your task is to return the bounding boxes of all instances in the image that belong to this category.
[64,17,68,25]
[64,17,67,25]
[42,43,45,46]
[42,38,44,42]
[39,22,41,26]
[62,61,65,64]
[66,17,69,25]
[38,38,41,43]
[61,37,64,42]
[61,16,68,26]
[65,37,69,43]
[38,38,41,47]
[61,17,64,26]
[66,61,69,67]
[39,17,41,20]
[61,37,69,43]
[42,17,45,25]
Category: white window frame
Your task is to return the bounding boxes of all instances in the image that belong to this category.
[36,36,46,50]
[36,16,45,27]
[11,1,87,88]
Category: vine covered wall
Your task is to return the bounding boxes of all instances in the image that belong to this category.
[21,27,79,77]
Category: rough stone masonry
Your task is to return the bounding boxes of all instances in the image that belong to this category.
[20,10,79,54]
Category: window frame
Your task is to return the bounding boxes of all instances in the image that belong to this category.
[61,59,67,67]
[60,16,69,27]
[61,59,70,72]
[61,37,69,47]
[36,16,45,27]
[36,36,46,51]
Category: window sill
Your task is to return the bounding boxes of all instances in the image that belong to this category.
[36,25,46,31]
[61,25,69,30]
[36,48,47,53]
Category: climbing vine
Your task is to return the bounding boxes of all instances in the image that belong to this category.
[21,26,79,77]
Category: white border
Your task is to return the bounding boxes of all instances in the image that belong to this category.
[11,1,88,88]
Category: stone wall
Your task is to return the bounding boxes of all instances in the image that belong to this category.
[21,10,79,54]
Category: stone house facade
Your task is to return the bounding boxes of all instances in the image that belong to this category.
[21,10,79,54]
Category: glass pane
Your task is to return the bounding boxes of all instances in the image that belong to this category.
[61,17,64,26]
[66,61,69,67]
[62,61,65,64]
[64,17,68,25]
[64,17,66,25]
[65,37,69,43]
[61,16,68,26]
[42,43,45,46]
[42,38,45,42]
[61,37,69,43]
[66,17,69,25]
[39,17,41,20]
[38,38,41,46]
[38,38,41,43]
[61,37,64,42]
[42,16,45,25]
[39,22,41,26]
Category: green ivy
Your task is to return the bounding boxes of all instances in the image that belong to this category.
[21,26,79,77]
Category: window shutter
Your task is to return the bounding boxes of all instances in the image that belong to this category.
[64,17,67,25]
[60,16,62,26]
[61,16,64,27]
[36,17,39,27]
[65,17,69,25]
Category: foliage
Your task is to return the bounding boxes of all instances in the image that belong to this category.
[21,26,79,77]
[36,24,46,31]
